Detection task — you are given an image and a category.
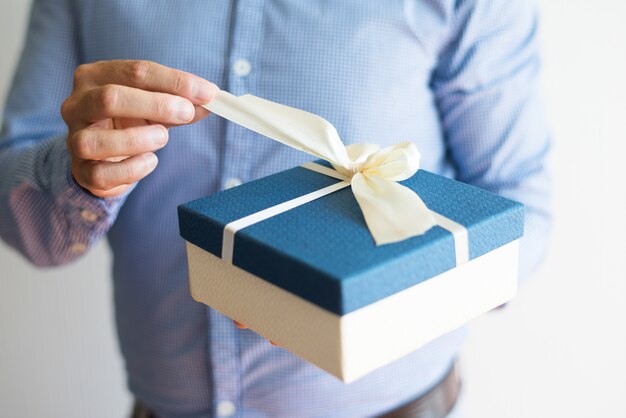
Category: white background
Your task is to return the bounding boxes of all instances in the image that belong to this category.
[1,1,625,417]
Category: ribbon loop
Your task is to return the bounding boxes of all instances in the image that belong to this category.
[203,90,437,245]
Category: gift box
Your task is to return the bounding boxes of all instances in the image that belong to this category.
[177,91,524,382]
[178,161,523,382]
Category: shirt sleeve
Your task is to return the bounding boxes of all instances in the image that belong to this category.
[0,0,129,267]
[432,0,552,281]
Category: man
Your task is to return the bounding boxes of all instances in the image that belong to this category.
[0,1,551,417]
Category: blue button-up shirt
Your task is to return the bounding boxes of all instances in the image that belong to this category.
[0,1,551,417]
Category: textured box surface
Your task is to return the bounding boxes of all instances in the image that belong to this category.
[178,165,524,315]
[178,166,524,381]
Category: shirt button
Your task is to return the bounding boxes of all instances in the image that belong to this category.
[69,242,87,254]
[216,400,236,417]
[224,177,243,189]
[80,209,98,222]
[233,58,252,77]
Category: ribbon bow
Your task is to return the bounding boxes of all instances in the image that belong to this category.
[203,91,436,245]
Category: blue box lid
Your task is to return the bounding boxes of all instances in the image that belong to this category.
[178,165,524,315]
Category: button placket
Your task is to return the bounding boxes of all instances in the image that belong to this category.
[221,0,265,189]
[224,177,243,189]
[212,1,266,415]
[209,310,241,418]
[232,58,252,77]
[216,399,237,417]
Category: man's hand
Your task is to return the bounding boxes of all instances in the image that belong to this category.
[61,60,217,198]
[233,321,280,346]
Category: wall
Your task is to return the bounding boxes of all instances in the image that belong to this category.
[1,1,624,417]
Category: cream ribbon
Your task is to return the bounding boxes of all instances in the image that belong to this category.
[203,90,437,246]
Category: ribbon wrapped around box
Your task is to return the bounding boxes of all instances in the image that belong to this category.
[178,91,524,382]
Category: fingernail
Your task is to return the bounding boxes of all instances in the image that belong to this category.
[145,153,158,169]
[175,100,194,122]
[192,81,216,103]
[148,126,167,146]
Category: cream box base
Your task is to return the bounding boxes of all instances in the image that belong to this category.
[186,240,519,383]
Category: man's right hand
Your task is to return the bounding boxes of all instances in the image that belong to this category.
[61,60,217,198]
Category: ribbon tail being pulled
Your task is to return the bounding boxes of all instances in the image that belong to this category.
[203,90,351,167]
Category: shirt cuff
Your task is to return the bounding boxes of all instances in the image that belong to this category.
[48,133,133,239]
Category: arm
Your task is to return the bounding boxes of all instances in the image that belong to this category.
[432,0,552,280]
[0,0,216,267]
[0,0,109,266]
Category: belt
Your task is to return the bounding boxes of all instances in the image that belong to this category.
[132,361,461,418]
[377,360,461,418]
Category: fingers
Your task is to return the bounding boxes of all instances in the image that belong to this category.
[85,184,134,199]
[72,152,159,198]
[62,60,218,198]
[232,320,280,347]
[190,105,211,125]
[69,125,168,160]
[74,60,217,105]
[233,321,248,329]
[66,84,196,126]
[160,105,210,129]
